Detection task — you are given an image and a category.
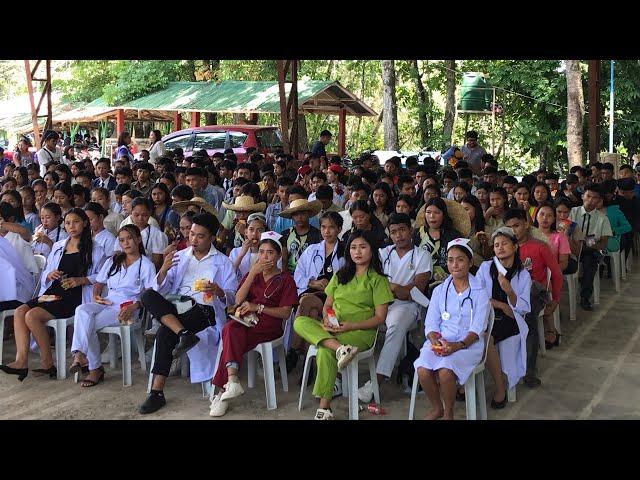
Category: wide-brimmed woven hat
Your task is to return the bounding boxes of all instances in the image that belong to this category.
[415,198,471,237]
[222,195,266,212]
[171,197,217,216]
[278,198,322,219]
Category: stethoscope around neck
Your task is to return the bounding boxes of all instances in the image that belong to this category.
[383,245,416,272]
[441,276,473,322]
[311,241,338,274]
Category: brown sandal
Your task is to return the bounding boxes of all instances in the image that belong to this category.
[81,367,105,388]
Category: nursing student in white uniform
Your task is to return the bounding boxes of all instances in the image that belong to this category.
[414,238,490,420]
[229,212,282,284]
[476,226,531,409]
[32,202,69,258]
[85,202,117,258]
[289,211,346,369]
[358,213,432,402]
[1,203,39,277]
[0,235,35,314]
[113,197,167,271]
[69,225,157,386]
[137,212,237,415]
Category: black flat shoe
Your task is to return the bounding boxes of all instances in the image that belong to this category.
[491,393,507,409]
[580,298,593,311]
[172,332,200,359]
[0,365,28,381]
[456,390,466,402]
[523,375,542,389]
[139,392,166,415]
[32,366,57,379]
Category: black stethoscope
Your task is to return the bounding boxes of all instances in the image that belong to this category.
[143,225,151,253]
[441,276,474,322]
[383,245,415,272]
[311,242,338,274]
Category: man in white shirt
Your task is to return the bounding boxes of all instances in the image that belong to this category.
[358,213,432,402]
[36,130,62,177]
[138,213,237,414]
[569,183,612,310]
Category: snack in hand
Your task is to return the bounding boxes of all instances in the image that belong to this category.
[38,295,62,303]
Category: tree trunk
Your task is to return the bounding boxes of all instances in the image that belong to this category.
[201,60,220,125]
[381,60,399,150]
[297,114,308,154]
[442,60,456,149]
[410,60,429,148]
[566,60,585,168]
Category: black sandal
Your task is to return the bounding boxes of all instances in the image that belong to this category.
[69,362,89,375]
[544,330,560,350]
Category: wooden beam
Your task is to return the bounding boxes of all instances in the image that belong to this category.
[116,109,125,136]
[172,111,181,132]
[190,111,200,127]
[24,60,41,149]
[277,61,290,154]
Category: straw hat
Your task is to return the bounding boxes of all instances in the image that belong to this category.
[222,195,266,212]
[171,197,217,216]
[415,199,471,237]
[278,198,323,219]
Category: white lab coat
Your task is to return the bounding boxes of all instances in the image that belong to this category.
[476,260,531,389]
[113,223,167,258]
[0,235,35,303]
[414,274,490,385]
[94,229,116,259]
[38,238,107,305]
[4,231,39,276]
[72,255,158,370]
[157,246,238,383]
[32,225,69,258]
[293,240,345,296]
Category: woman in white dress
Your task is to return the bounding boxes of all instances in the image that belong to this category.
[70,224,157,386]
[475,226,531,409]
[414,238,490,420]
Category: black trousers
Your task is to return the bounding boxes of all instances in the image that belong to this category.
[0,300,23,312]
[621,232,633,261]
[141,290,215,378]
[579,248,601,301]
[524,287,545,378]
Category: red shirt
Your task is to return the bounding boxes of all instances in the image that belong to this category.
[518,238,563,302]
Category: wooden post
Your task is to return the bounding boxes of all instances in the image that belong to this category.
[172,111,181,132]
[24,60,41,149]
[190,111,200,127]
[588,60,602,165]
[338,108,346,157]
[116,109,125,136]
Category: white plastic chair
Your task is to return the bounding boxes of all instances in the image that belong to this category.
[408,307,494,421]
[73,322,146,386]
[298,328,380,420]
[45,316,75,379]
[210,316,290,410]
[606,250,621,293]
[0,255,47,363]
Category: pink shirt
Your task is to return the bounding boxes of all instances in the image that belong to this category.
[546,231,571,261]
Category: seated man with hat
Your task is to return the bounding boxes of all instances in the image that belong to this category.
[278,197,323,273]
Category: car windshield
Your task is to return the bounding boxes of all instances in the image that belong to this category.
[255,129,282,149]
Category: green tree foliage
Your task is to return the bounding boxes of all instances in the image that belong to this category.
[601,61,640,157]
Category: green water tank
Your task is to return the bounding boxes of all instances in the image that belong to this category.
[458,72,492,112]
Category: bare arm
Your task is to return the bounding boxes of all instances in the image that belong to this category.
[1,221,31,242]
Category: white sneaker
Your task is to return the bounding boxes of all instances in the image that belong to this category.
[313,408,334,420]
[332,377,342,398]
[220,378,245,401]
[336,344,358,369]
[209,394,229,417]
[357,380,374,403]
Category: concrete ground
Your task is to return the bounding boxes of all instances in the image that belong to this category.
[1,264,640,420]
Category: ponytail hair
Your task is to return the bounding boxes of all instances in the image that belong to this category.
[108,224,145,278]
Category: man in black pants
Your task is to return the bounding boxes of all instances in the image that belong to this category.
[138,213,237,414]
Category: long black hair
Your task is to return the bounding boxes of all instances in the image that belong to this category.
[461,194,485,234]
[64,208,94,276]
[424,197,453,231]
[395,194,416,219]
[336,229,384,285]
[108,224,146,278]
[1,190,25,222]
[370,182,394,215]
